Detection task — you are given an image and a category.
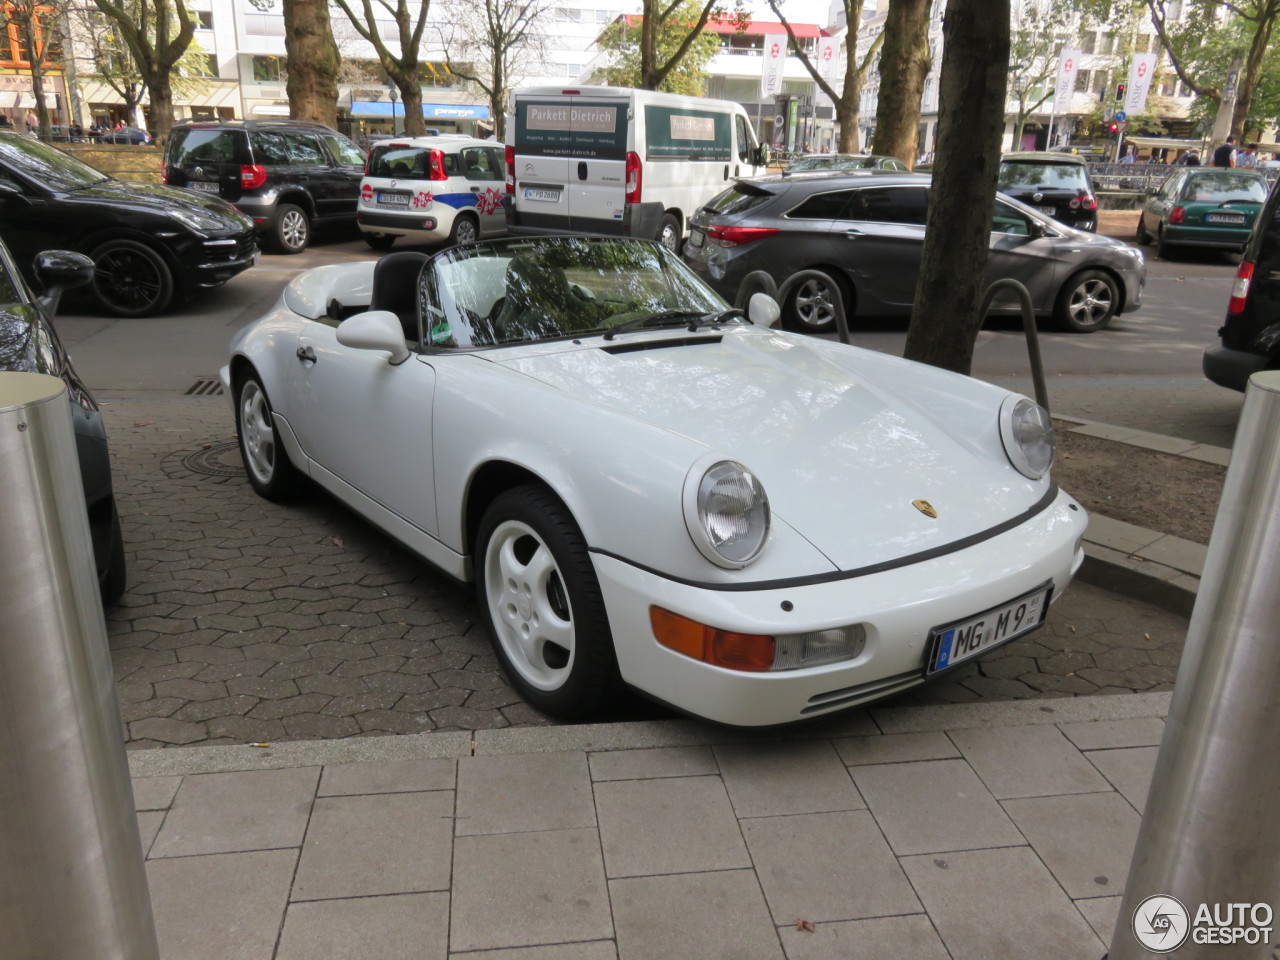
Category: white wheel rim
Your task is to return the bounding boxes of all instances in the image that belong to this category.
[1068,278,1113,327]
[282,210,307,248]
[484,519,575,691]
[239,381,276,485]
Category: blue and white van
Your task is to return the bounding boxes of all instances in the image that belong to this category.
[357,135,507,250]
[506,87,769,251]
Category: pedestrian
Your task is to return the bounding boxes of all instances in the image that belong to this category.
[1238,142,1259,169]
[25,111,36,134]
[1212,135,1237,168]
[1119,145,1136,164]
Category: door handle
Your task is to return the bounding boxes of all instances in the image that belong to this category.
[577,161,588,180]
[723,165,729,180]
[844,229,864,239]
[296,345,316,362]
[470,186,481,193]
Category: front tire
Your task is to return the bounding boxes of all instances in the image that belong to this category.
[476,486,618,719]
[235,371,303,501]
[1054,269,1118,333]
[272,203,310,254]
[100,502,127,604]
[90,239,175,317]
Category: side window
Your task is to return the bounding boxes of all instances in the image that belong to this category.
[250,131,290,164]
[322,134,366,167]
[735,115,751,164]
[847,187,929,225]
[991,200,1033,236]
[487,147,506,179]
[283,134,325,165]
[460,147,497,181]
[787,190,854,220]
[1160,175,1181,200]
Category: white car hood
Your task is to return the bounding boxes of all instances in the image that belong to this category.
[493,329,1050,572]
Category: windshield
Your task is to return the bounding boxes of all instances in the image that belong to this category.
[367,144,458,179]
[424,237,728,348]
[997,162,1090,192]
[1181,174,1268,204]
[0,135,111,191]
[789,156,882,171]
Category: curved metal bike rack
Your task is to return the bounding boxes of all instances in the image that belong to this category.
[979,277,1049,412]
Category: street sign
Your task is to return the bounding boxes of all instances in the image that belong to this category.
[1115,111,1127,122]
[1105,106,1114,121]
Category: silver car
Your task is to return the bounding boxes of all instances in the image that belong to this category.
[682,170,1146,334]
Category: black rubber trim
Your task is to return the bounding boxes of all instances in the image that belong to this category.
[590,483,1061,592]
[601,335,723,354]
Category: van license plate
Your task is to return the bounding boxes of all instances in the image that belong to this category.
[1206,213,1245,224]
[378,193,410,206]
[524,188,561,202]
[926,584,1051,675]
[189,181,219,193]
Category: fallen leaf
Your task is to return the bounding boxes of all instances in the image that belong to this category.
[132,421,154,427]
[1144,633,1151,640]
[201,442,213,449]
[331,536,344,547]
[794,919,815,933]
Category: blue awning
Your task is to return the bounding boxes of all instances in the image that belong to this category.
[350,101,490,120]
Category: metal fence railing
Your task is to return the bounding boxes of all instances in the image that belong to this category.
[1089,162,1280,194]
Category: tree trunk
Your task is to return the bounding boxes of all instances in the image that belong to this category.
[147,74,176,142]
[902,0,1010,375]
[284,0,341,127]
[640,0,657,89]
[871,0,932,168]
[396,77,426,136]
[1231,10,1276,138]
[834,100,860,152]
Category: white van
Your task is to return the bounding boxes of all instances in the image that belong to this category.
[505,86,769,250]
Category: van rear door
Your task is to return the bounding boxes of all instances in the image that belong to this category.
[512,96,628,233]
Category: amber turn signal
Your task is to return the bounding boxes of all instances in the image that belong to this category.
[650,607,776,672]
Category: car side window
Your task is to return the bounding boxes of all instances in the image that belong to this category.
[991,200,1033,236]
[323,134,366,167]
[487,147,506,178]
[847,186,929,225]
[735,115,751,164]
[786,190,854,220]
[461,147,498,181]
[283,134,325,165]
[1160,175,1181,200]
[250,131,290,164]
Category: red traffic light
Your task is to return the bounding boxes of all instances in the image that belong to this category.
[1107,121,1120,133]
[1115,82,1126,101]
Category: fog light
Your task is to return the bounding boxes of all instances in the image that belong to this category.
[423,218,436,229]
[650,607,864,672]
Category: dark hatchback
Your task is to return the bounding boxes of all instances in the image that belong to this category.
[998,152,1099,232]
[163,119,366,254]
[1203,178,1280,390]
[0,133,257,317]
[0,238,125,601]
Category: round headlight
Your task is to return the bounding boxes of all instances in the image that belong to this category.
[1000,395,1054,479]
[683,458,770,567]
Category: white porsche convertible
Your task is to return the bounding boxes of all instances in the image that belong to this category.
[223,236,1087,726]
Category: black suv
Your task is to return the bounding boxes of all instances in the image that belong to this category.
[163,118,366,253]
[1203,178,1280,390]
[0,132,257,317]
[998,152,1099,232]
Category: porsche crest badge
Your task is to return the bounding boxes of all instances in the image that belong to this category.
[912,499,938,518]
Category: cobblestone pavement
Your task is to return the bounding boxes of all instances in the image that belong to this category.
[102,397,1189,749]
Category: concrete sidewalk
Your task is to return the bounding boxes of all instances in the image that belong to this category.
[128,691,1171,960]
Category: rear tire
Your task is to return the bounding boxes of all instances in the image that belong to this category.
[1156,227,1175,260]
[235,371,304,501]
[449,213,478,246]
[272,203,310,254]
[364,233,397,251]
[1135,216,1150,245]
[658,213,682,252]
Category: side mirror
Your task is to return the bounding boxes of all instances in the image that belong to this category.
[1028,220,1048,239]
[34,249,95,317]
[747,292,781,327]
[755,143,771,167]
[336,310,411,364]
[0,179,24,202]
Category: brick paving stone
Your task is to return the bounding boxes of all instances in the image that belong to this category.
[215,628,292,650]
[397,689,470,713]
[129,662,206,685]
[192,660,275,682]
[130,718,208,744]
[117,682,156,705]
[121,698,186,723]
[227,676,302,700]
[356,710,435,734]
[205,716,288,742]
[262,657,345,681]
[362,672,439,696]
[249,693,336,721]
[301,641,374,662]
[322,692,402,717]
[282,713,362,740]
[332,655,407,678]
[296,674,370,697]
[173,696,260,723]
[429,706,510,730]
[154,679,230,702]
[175,645,247,665]
[238,640,310,662]
[370,638,439,659]
[428,668,505,691]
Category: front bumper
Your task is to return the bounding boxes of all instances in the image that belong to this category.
[594,488,1088,726]
[181,233,259,291]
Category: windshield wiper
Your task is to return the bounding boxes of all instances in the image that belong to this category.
[602,308,746,341]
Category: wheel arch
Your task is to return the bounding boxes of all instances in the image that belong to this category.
[776,264,853,310]
[276,190,316,218]
[463,459,563,563]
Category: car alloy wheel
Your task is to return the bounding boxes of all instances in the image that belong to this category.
[658,213,682,252]
[786,275,839,333]
[90,240,175,317]
[450,214,478,246]
[1055,269,1117,333]
[274,204,310,254]
[235,373,302,500]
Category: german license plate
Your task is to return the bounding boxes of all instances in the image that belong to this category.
[377,192,409,207]
[524,187,561,202]
[926,584,1051,675]
[189,181,219,193]
[688,228,704,249]
[1036,206,1056,217]
[1206,213,1245,224]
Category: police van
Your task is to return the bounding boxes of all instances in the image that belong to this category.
[505,86,769,251]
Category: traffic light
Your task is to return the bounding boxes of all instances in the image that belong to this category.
[1107,121,1120,133]
[1115,82,1126,101]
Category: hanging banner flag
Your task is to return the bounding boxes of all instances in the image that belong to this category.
[1052,47,1082,114]
[1124,53,1158,116]
[816,36,839,85]
[760,37,786,100]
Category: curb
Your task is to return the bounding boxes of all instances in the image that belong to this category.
[1057,416,1217,618]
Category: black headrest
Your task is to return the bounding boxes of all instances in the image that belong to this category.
[370,251,429,342]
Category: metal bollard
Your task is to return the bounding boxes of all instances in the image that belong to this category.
[0,373,158,960]
[1108,369,1280,959]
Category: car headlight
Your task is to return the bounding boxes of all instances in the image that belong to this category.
[167,207,228,236]
[683,457,770,567]
[999,395,1054,479]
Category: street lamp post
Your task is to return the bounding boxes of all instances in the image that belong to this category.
[388,84,399,135]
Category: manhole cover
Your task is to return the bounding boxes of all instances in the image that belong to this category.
[182,440,244,477]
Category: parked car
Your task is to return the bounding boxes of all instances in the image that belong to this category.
[100,126,153,146]
[998,152,1099,232]
[0,237,126,601]
[784,153,909,173]
[1203,177,1280,390]
[357,135,507,250]
[0,132,258,317]
[357,129,441,154]
[682,171,1145,334]
[222,235,1087,726]
[1137,167,1269,258]
[163,118,367,253]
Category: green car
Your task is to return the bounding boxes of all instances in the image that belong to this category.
[1137,168,1269,257]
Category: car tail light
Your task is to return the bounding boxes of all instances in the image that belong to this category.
[1079,194,1098,210]
[427,149,449,181]
[706,225,781,248]
[240,164,267,189]
[1170,205,1186,225]
[1228,261,1255,314]
[160,161,169,184]
[505,143,515,194]
[625,151,641,203]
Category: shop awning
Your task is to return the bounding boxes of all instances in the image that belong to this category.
[349,100,489,120]
[0,92,18,108]
[251,104,291,116]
